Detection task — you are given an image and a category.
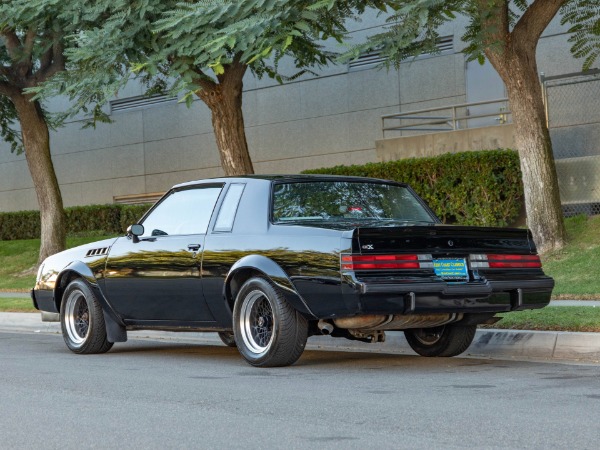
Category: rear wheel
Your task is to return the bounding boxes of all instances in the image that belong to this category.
[404,324,477,357]
[60,279,113,354]
[233,277,308,367]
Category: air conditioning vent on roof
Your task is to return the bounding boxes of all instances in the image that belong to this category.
[109,94,176,114]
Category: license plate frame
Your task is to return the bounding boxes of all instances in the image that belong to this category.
[433,258,468,281]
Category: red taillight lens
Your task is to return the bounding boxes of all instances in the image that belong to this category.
[341,254,429,270]
[470,254,541,269]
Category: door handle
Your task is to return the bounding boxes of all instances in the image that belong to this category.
[187,244,201,251]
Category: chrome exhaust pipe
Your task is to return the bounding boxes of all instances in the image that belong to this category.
[317,320,334,335]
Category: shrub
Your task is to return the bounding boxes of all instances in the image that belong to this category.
[0,210,40,240]
[0,203,153,241]
[119,204,152,232]
[302,150,524,227]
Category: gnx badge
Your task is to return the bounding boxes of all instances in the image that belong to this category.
[361,244,374,250]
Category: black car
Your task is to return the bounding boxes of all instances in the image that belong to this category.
[32,175,554,367]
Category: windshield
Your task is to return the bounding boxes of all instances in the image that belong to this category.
[272,181,436,224]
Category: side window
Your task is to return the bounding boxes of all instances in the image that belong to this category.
[141,186,222,236]
[214,183,245,232]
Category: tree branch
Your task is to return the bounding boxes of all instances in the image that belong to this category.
[477,0,509,47]
[23,27,37,58]
[38,44,54,73]
[0,65,12,79]
[1,29,22,61]
[512,0,566,46]
[0,80,19,97]
[218,52,247,90]
[190,66,217,91]
[34,35,65,83]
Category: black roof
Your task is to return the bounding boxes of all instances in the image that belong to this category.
[173,174,404,189]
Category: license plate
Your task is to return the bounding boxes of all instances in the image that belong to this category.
[433,258,468,281]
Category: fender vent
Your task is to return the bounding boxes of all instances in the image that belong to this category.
[85,247,109,258]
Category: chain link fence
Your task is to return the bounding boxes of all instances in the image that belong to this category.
[543,69,600,216]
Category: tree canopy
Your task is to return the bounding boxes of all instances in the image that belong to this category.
[0,0,68,152]
[346,0,599,70]
[0,0,87,262]
[344,0,599,254]
[36,0,389,174]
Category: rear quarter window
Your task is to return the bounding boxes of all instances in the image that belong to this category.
[214,183,246,232]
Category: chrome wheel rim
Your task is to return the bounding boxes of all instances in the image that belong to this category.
[413,326,445,345]
[240,290,274,355]
[64,290,90,347]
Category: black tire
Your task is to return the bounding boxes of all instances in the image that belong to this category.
[404,324,477,357]
[233,277,308,367]
[218,331,237,347]
[60,279,113,354]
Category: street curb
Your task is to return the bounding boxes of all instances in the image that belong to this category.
[1,312,599,363]
[307,329,600,363]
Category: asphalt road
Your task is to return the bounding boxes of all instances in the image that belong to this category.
[2,332,600,449]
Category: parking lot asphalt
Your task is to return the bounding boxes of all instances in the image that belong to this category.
[1,310,599,364]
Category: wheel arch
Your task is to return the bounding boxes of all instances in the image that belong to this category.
[224,255,316,318]
[54,261,127,343]
[54,261,98,312]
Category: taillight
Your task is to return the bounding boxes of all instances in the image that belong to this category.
[341,254,433,270]
[470,254,541,269]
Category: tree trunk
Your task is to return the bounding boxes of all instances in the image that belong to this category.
[487,47,566,254]
[13,93,66,264]
[195,62,254,176]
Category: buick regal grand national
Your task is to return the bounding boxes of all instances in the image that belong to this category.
[32,175,554,367]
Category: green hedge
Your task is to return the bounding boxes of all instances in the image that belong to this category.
[0,204,151,241]
[0,150,522,240]
[303,150,524,227]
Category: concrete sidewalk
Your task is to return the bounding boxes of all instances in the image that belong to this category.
[2,312,599,364]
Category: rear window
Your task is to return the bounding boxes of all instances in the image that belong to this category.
[272,181,436,224]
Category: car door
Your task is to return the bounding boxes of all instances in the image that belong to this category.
[104,184,223,323]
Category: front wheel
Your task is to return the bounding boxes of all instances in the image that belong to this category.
[60,279,113,354]
[404,324,477,357]
[233,277,308,367]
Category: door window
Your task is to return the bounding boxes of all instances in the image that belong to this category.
[141,186,222,236]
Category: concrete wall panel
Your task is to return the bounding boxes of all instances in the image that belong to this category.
[0,160,34,192]
[537,35,584,77]
[145,167,224,194]
[142,100,213,142]
[61,176,147,207]
[400,54,464,104]
[53,112,144,154]
[0,188,37,212]
[143,133,220,176]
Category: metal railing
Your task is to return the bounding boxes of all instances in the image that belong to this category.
[381,98,511,137]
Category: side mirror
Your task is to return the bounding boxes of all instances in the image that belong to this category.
[126,224,144,243]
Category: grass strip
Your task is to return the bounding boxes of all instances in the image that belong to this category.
[0,235,118,291]
[483,306,600,332]
[0,297,37,313]
[542,215,600,298]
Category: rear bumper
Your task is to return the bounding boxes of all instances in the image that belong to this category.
[346,277,554,315]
